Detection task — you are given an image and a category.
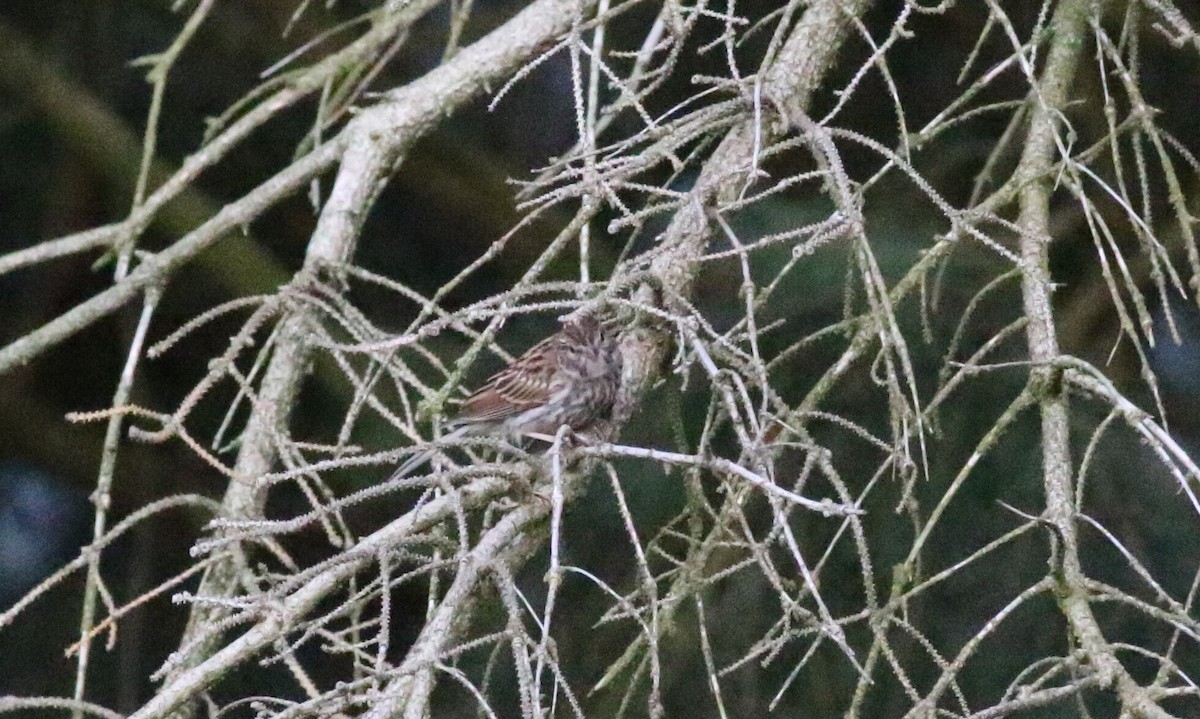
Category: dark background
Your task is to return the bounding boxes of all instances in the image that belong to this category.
[1,1,1199,716]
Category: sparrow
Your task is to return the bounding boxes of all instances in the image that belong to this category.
[388,313,622,480]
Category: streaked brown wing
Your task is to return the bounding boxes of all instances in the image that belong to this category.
[455,335,559,423]
[456,387,527,423]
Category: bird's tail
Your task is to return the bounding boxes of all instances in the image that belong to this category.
[386,425,470,483]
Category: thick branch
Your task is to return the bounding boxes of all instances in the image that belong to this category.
[1015,1,1175,716]
[130,477,510,719]
[621,0,876,413]
[0,1,441,373]
[150,0,603,712]
[0,139,342,374]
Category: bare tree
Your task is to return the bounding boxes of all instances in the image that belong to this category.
[2,0,1200,717]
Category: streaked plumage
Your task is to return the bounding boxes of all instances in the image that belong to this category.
[387,314,622,480]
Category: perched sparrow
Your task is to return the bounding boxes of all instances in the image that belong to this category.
[388,313,622,480]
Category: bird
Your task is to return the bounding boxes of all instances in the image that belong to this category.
[387,313,623,481]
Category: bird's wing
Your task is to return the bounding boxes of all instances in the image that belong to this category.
[454,336,559,423]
